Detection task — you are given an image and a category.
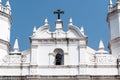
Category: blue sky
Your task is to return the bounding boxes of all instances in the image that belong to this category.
[2,0,116,51]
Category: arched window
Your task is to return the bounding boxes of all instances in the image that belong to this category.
[55,53,63,65]
[54,49,64,65]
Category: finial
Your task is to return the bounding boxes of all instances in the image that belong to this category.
[80,26,84,35]
[99,40,105,50]
[6,0,11,10]
[0,0,2,4]
[116,0,120,4]
[45,18,48,25]
[0,0,2,6]
[96,39,108,54]
[109,0,113,5]
[108,0,113,12]
[13,38,19,52]
[33,26,37,33]
[69,18,73,25]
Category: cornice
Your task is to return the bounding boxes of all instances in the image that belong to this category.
[0,11,12,23]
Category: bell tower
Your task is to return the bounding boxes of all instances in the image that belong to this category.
[107,0,120,58]
[0,0,12,60]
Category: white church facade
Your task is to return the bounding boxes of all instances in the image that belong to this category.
[0,0,120,80]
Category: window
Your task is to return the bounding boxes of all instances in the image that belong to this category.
[55,53,63,65]
[54,49,64,65]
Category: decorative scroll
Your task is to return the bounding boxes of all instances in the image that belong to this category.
[2,55,27,63]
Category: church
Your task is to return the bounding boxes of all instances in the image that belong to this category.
[0,0,120,80]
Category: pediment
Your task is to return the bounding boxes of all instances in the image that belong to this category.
[67,25,87,39]
[30,25,51,39]
[30,24,87,40]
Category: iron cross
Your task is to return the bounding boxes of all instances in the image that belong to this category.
[54,10,64,19]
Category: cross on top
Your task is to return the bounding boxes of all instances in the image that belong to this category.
[54,9,64,19]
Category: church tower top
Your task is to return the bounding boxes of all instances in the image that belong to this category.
[0,0,12,59]
[108,0,113,12]
[107,0,120,13]
[6,0,11,11]
[0,0,11,15]
[107,0,120,58]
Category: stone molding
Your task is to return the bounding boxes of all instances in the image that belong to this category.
[0,11,12,23]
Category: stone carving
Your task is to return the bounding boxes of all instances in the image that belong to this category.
[2,55,9,63]
[96,56,105,63]
[89,56,95,62]
[2,55,27,63]
[96,56,116,64]
[21,55,27,62]
[10,56,20,63]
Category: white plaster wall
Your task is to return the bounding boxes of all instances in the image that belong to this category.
[0,68,21,76]
[0,42,8,61]
[35,67,78,75]
[21,68,30,76]
[88,68,118,75]
[67,29,80,38]
[0,15,11,42]
[35,43,79,65]
[31,45,38,65]
[109,14,119,40]
[0,65,118,76]
[80,48,88,64]
[39,30,51,39]
[0,15,10,62]
[67,44,79,65]
[37,45,51,65]
[110,40,120,58]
